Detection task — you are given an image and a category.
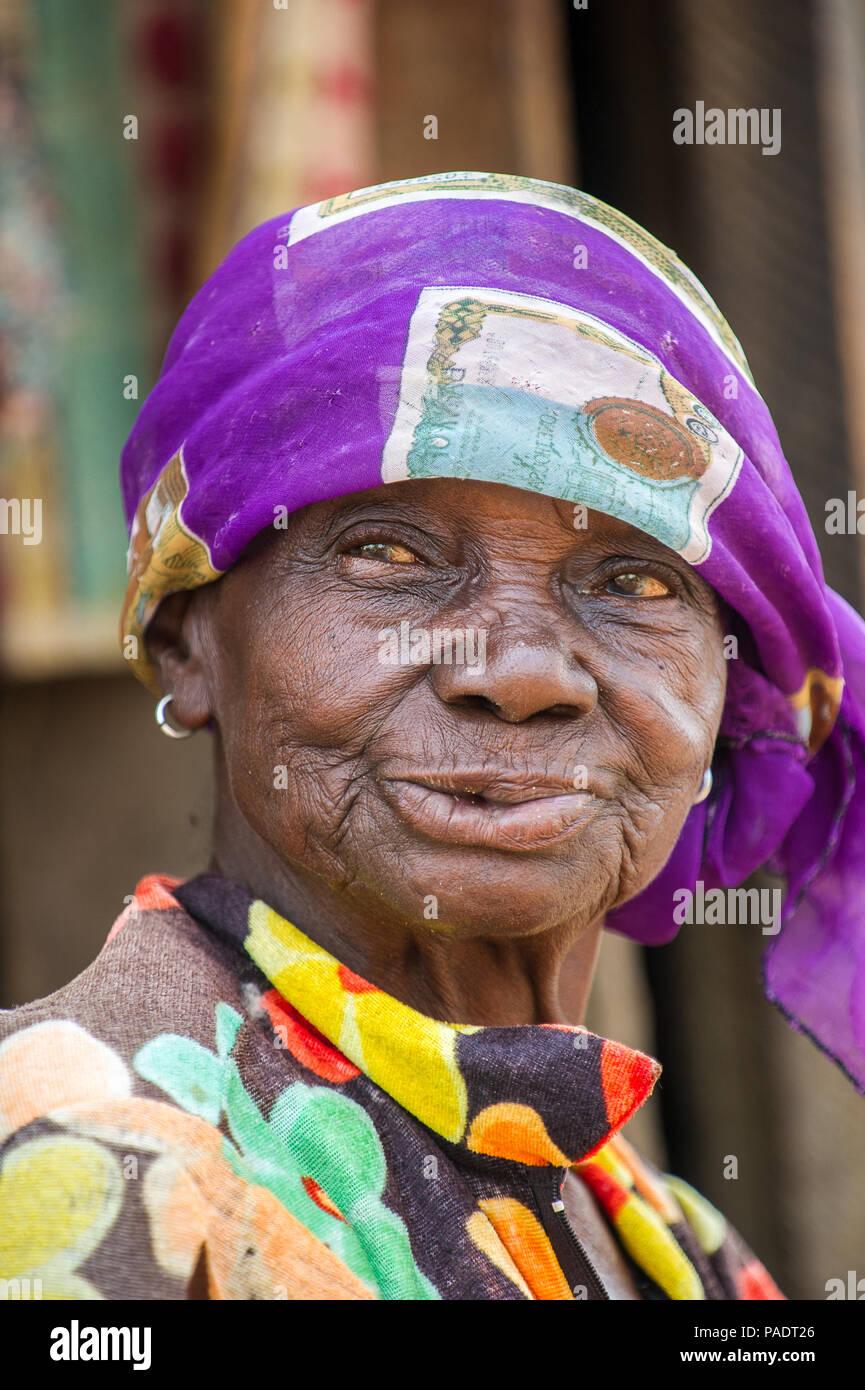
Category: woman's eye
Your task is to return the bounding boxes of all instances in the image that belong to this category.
[348,541,419,565]
[606,571,671,598]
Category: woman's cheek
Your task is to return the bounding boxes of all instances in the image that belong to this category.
[652,650,726,753]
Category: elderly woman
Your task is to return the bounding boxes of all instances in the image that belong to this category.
[2,171,864,1302]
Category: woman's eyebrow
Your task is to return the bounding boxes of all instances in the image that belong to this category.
[316,499,441,543]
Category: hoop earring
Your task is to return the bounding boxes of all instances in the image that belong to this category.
[155,693,194,739]
[693,767,713,804]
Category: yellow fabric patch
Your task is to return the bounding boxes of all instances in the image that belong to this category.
[0,1134,123,1299]
[246,903,468,1143]
[665,1175,727,1255]
[614,1195,705,1301]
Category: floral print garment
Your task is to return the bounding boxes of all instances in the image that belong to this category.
[0,873,785,1301]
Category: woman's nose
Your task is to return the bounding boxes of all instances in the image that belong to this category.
[429,618,599,723]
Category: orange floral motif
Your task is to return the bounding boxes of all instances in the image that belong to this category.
[467,1103,568,1166]
[477,1197,573,1301]
[0,1021,131,1139]
[465,1210,532,1298]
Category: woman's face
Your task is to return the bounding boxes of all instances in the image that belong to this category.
[169,478,727,940]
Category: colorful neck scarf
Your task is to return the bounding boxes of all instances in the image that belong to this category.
[119,170,865,1097]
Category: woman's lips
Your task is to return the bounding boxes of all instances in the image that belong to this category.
[379,777,600,851]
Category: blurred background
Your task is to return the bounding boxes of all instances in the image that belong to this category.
[2,0,865,1297]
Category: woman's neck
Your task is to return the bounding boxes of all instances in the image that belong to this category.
[209,794,605,1027]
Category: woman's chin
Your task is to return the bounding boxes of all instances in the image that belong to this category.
[349,852,619,939]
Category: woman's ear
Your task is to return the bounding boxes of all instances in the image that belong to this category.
[144,589,216,731]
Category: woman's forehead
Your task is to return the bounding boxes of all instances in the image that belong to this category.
[308,477,626,525]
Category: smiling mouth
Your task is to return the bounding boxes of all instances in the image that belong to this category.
[378,772,601,851]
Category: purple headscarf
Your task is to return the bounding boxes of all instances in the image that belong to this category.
[119,171,865,1096]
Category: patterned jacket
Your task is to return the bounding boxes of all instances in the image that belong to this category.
[0,872,785,1301]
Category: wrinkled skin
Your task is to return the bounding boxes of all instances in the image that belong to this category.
[147,477,727,1028]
